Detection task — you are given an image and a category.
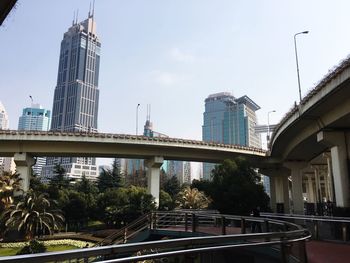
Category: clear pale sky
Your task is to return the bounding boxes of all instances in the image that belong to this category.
[1,0,350,142]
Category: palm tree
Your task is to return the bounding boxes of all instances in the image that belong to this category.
[4,191,64,240]
[176,187,211,209]
[0,171,22,210]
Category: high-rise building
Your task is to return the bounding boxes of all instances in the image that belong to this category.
[18,103,51,176]
[122,109,192,185]
[0,101,9,129]
[42,12,101,182]
[202,92,261,180]
[0,101,15,174]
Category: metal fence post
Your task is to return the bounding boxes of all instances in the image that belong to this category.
[221,216,226,235]
[185,213,188,232]
[265,220,270,232]
[342,222,347,242]
[192,213,196,232]
[241,218,246,234]
[313,220,319,240]
[149,212,153,230]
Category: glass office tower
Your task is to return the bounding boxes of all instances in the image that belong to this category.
[202,92,261,180]
[42,13,101,182]
[18,103,51,176]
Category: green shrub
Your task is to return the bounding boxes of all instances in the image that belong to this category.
[16,240,46,255]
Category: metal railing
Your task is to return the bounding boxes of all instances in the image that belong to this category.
[0,211,311,263]
[262,212,350,242]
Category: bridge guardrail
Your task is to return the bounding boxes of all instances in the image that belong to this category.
[0,211,311,263]
[262,212,350,242]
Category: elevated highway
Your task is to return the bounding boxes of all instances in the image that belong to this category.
[0,130,266,162]
[0,130,266,204]
[267,55,350,213]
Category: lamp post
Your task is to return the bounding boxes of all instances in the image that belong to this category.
[294,31,309,103]
[267,110,276,146]
[136,103,140,135]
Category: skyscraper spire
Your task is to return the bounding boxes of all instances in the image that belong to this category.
[76,9,79,24]
[88,2,91,17]
[72,10,75,25]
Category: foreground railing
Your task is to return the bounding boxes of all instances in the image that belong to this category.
[262,212,350,243]
[0,211,311,263]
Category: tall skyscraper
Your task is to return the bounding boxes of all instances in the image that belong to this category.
[202,92,261,180]
[42,12,101,182]
[0,101,15,174]
[18,103,51,175]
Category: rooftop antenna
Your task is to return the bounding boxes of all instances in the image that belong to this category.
[88,2,91,17]
[92,0,95,18]
[149,104,151,122]
[146,104,151,122]
[76,9,79,24]
[72,10,75,25]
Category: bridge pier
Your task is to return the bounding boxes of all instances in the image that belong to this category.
[318,131,350,207]
[145,156,164,207]
[13,153,35,192]
[284,162,307,214]
[261,168,290,213]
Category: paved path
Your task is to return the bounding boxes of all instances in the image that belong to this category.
[307,241,350,263]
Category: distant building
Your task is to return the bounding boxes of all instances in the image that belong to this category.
[18,104,51,131]
[18,103,51,176]
[42,12,101,182]
[202,92,261,180]
[0,101,15,174]
[122,108,192,185]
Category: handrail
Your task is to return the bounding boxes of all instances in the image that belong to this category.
[96,213,151,246]
[262,212,350,223]
[0,211,311,262]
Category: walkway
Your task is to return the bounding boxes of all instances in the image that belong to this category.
[307,240,350,263]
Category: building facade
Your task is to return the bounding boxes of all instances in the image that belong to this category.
[18,103,51,176]
[0,101,15,174]
[42,13,101,182]
[202,92,261,180]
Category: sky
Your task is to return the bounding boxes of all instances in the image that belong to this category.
[2,1,350,149]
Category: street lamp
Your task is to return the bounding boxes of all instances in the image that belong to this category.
[136,103,140,135]
[267,110,276,146]
[294,31,309,103]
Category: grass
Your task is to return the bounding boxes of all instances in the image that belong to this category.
[0,245,79,256]
[0,247,21,256]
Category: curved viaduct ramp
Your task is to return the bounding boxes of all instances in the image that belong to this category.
[0,130,266,164]
[270,56,350,163]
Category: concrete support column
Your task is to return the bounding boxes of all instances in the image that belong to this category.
[13,153,35,192]
[269,176,277,212]
[325,153,335,202]
[284,162,307,214]
[280,176,290,213]
[145,156,164,207]
[314,167,321,203]
[307,174,315,203]
[318,131,350,207]
[260,168,290,213]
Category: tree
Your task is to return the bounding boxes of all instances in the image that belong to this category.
[3,191,64,239]
[98,159,124,192]
[50,164,70,190]
[96,186,155,227]
[0,171,22,210]
[196,158,270,215]
[60,190,88,230]
[162,176,181,199]
[159,190,174,211]
[176,187,211,209]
